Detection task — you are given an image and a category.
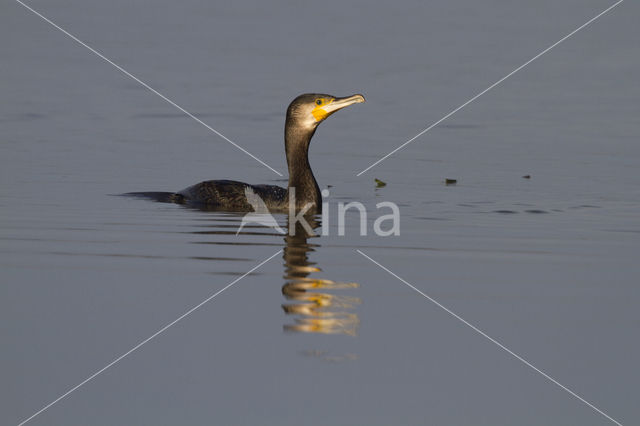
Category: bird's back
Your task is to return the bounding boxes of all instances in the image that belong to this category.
[178,180,287,211]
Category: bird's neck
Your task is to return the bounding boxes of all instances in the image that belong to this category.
[285,125,321,211]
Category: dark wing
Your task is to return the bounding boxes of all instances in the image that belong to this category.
[178,180,287,211]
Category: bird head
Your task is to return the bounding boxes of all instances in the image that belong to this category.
[286,93,365,131]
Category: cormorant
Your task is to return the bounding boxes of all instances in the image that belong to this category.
[126,93,364,213]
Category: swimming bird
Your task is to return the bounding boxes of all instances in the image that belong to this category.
[126,93,365,213]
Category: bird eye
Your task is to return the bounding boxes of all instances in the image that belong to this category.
[316,99,322,105]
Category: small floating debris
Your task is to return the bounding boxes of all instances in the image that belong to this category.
[522,175,531,179]
[444,178,457,185]
[374,178,386,188]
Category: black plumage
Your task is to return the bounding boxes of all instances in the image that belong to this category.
[125,93,364,213]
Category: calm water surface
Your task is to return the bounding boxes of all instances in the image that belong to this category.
[1,0,639,425]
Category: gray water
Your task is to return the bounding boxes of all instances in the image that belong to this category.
[1,0,639,425]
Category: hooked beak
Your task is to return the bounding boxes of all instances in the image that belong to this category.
[324,94,366,115]
[313,94,365,122]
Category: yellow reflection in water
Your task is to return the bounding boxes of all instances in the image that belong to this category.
[282,219,360,336]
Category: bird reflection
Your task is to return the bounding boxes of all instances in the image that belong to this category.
[282,217,360,336]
